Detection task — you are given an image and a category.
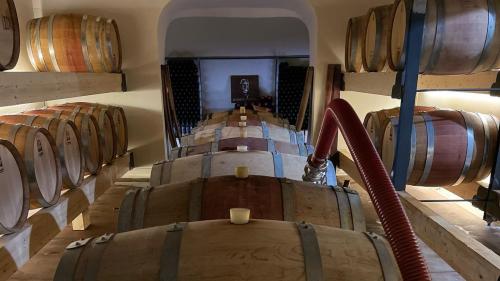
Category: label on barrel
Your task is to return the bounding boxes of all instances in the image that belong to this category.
[37,139,44,156]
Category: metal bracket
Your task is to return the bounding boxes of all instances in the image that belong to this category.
[66,237,93,250]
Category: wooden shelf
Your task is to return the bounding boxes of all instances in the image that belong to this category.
[344,71,500,96]
[0,153,131,281]
[337,151,500,281]
[0,72,127,107]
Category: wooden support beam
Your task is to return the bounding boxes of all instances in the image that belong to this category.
[0,153,131,281]
[338,151,500,281]
[71,210,91,231]
[0,72,126,107]
[295,66,314,131]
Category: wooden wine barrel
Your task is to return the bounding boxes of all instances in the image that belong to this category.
[170,137,314,160]
[26,14,122,73]
[0,0,19,71]
[345,15,368,72]
[66,102,128,156]
[362,4,393,72]
[0,139,29,234]
[0,115,84,188]
[363,106,436,153]
[54,220,402,281]
[201,113,289,128]
[0,123,61,207]
[182,124,305,146]
[24,109,103,175]
[49,105,116,164]
[118,175,366,232]
[151,151,336,186]
[388,0,500,74]
[382,110,499,186]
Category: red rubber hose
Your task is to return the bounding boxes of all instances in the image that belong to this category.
[311,99,431,281]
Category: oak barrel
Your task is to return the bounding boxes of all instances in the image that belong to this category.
[345,15,368,72]
[0,115,84,188]
[26,14,121,72]
[182,124,305,146]
[388,0,500,74]
[362,4,393,72]
[118,175,366,232]
[24,109,103,175]
[363,106,436,153]
[170,137,313,160]
[201,113,289,128]
[54,220,401,281]
[50,104,116,163]
[66,102,128,156]
[0,0,19,70]
[0,123,61,207]
[151,151,335,186]
[382,110,499,186]
[0,140,29,234]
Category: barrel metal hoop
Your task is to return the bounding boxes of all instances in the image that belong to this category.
[289,130,297,144]
[332,186,354,230]
[364,232,401,281]
[150,163,163,186]
[201,153,212,179]
[26,21,40,71]
[272,152,284,178]
[344,187,367,232]
[267,138,276,153]
[94,17,108,72]
[454,111,476,185]
[425,0,445,72]
[34,18,48,71]
[188,179,205,221]
[477,113,492,178]
[211,141,219,153]
[418,113,435,185]
[160,223,187,281]
[53,237,94,281]
[169,148,179,161]
[296,131,305,144]
[473,0,500,72]
[25,115,37,126]
[261,121,270,139]
[105,19,115,71]
[214,128,222,142]
[371,113,381,148]
[53,110,63,119]
[132,186,153,230]
[407,123,417,180]
[80,15,93,72]
[47,14,61,72]
[82,234,115,281]
[279,178,296,221]
[296,222,324,281]
[298,143,307,157]
[117,188,141,233]
[326,160,337,186]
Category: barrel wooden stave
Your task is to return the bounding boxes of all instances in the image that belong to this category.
[0,0,20,70]
[0,115,84,188]
[362,4,393,72]
[55,220,400,281]
[26,14,121,73]
[118,175,365,232]
[345,15,368,72]
[0,139,29,234]
[389,0,500,74]
[0,123,61,207]
[23,109,103,175]
[151,151,308,186]
[49,105,116,164]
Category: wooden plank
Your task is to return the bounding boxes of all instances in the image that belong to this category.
[0,153,131,281]
[0,72,125,107]
[295,66,314,130]
[338,151,500,281]
[344,71,499,96]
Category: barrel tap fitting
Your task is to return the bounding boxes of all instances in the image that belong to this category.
[302,155,328,185]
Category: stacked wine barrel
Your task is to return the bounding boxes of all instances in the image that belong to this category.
[0,0,20,71]
[0,102,128,235]
[346,0,500,74]
[53,108,404,281]
[26,14,122,73]
[364,107,499,186]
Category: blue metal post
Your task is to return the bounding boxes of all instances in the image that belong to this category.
[391,0,427,191]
